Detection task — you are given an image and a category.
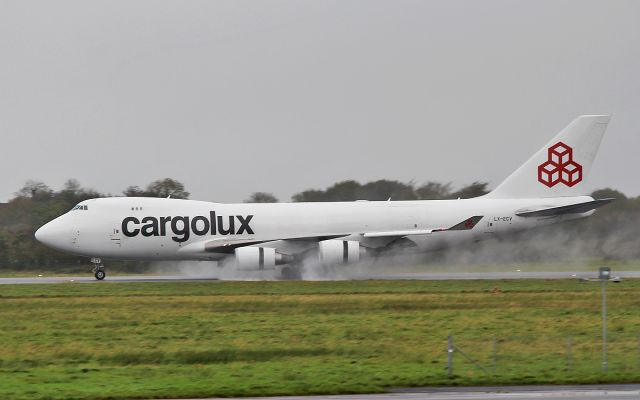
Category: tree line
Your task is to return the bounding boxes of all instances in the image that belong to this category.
[0,178,638,271]
[245,180,490,203]
[0,178,188,271]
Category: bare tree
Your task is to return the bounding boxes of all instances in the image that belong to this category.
[15,180,53,200]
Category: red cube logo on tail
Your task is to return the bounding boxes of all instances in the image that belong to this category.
[537,142,582,187]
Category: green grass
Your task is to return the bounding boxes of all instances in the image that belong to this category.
[1,280,640,399]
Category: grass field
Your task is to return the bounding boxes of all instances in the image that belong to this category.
[2,279,640,400]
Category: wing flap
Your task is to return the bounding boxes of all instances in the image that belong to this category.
[363,229,434,238]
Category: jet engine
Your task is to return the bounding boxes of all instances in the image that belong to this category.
[318,239,362,266]
[235,247,293,271]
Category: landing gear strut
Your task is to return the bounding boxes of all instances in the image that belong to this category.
[91,258,106,280]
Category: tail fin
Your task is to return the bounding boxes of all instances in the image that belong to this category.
[486,115,610,199]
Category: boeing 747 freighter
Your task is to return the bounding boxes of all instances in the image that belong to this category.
[35,115,613,280]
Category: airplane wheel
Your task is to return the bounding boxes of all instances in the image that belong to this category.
[94,269,106,280]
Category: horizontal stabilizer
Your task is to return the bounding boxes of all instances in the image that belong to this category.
[515,198,615,218]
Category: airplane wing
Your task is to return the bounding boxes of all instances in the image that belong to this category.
[363,216,484,238]
[178,234,349,255]
[178,216,484,256]
[515,198,614,218]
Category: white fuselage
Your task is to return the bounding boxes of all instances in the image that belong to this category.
[35,195,593,262]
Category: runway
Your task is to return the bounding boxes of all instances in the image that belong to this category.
[366,270,640,280]
[0,274,219,284]
[169,384,640,399]
[1,271,639,284]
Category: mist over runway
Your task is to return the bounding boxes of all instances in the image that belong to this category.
[2,270,640,284]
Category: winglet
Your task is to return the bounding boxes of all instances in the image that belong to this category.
[433,216,484,232]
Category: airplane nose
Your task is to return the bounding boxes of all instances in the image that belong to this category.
[35,221,55,245]
[35,218,72,250]
[35,225,44,242]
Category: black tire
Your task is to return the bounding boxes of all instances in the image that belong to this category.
[94,270,106,280]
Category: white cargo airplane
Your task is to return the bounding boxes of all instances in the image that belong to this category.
[36,115,613,280]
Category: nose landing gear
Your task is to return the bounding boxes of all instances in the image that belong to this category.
[91,258,106,280]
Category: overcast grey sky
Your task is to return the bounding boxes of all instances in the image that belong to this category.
[1,0,638,203]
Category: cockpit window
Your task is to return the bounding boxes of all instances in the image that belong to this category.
[71,205,88,211]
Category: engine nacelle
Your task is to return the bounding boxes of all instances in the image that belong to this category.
[235,247,293,271]
[318,239,361,266]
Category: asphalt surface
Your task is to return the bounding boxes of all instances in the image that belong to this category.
[1,271,638,284]
[366,271,640,280]
[165,384,640,399]
[0,275,218,284]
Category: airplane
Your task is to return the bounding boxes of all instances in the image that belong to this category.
[35,115,613,280]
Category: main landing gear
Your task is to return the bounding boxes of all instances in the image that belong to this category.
[91,257,106,280]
